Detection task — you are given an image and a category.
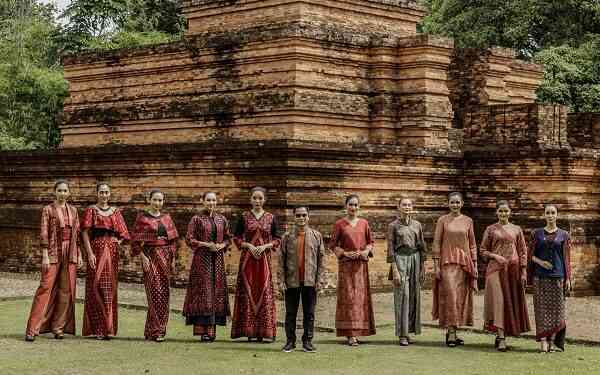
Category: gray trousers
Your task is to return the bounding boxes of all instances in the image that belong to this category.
[393,252,422,337]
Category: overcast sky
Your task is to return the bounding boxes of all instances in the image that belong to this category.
[40,0,71,13]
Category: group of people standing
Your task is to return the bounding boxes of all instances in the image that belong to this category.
[23,181,571,354]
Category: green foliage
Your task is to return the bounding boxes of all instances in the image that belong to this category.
[420,0,600,112]
[61,0,185,54]
[0,0,184,150]
[535,36,600,112]
[0,0,67,150]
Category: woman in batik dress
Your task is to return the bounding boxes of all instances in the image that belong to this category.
[25,180,81,342]
[330,194,376,346]
[387,198,426,346]
[231,187,280,342]
[131,189,179,342]
[183,191,231,342]
[432,192,478,347]
[81,182,130,340]
[528,204,571,352]
[480,200,530,351]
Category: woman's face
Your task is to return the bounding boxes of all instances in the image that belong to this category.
[346,197,360,216]
[55,183,70,202]
[251,191,265,209]
[203,193,218,212]
[544,205,558,225]
[398,199,413,217]
[448,195,463,214]
[150,192,164,211]
[97,185,111,205]
[496,205,510,222]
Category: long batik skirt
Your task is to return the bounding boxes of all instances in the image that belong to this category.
[26,238,77,336]
[533,277,566,341]
[335,259,376,337]
[483,264,530,336]
[83,236,120,337]
[183,251,229,339]
[231,252,277,340]
[143,245,174,340]
[393,252,421,337]
[434,264,474,328]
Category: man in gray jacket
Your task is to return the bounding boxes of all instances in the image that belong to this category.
[278,206,325,353]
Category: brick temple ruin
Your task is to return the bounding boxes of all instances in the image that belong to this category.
[2,0,600,295]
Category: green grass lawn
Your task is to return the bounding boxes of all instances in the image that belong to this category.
[0,300,598,375]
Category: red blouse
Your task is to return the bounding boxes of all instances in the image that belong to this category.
[329,218,374,260]
[81,206,130,241]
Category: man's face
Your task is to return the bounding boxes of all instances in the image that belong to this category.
[294,207,309,227]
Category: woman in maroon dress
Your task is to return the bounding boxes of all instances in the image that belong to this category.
[231,187,280,342]
[81,183,130,340]
[480,200,530,351]
[131,189,179,342]
[183,191,231,342]
[329,194,375,346]
[25,180,81,342]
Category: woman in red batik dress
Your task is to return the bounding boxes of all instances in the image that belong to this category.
[329,194,376,346]
[480,200,530,352]
[131,189,179,342]
[25,179,82,342]
[183,191,231,342]
[81,182,130,340]
[231,187,281,342]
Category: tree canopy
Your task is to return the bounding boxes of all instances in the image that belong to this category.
[420,0,600,111]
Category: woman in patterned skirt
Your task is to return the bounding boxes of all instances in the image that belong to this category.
[528,204,571,352]
[183,191,231,342]
[81,182,130,340]
[131,189,179,342]
[231,187,281,342]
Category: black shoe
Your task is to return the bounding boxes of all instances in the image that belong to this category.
[302,341,316,352]
[54,332,64,340]
[445,333,456,347]
[24,334,35,342]
[282,340,296,353]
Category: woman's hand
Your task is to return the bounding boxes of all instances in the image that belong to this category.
[141,254,150,273]
[564,280,572,296]
[87,252,97,270]
[539,260,553,270]
[392,270,402,287]
[41,255,50,272]
[494,255,508,266]
[345,251,359,260]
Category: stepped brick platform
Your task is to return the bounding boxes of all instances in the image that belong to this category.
[1,0,600,295]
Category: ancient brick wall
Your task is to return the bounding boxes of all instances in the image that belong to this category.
[0,140,461,293]
[459,103,569,149]
[568,113,600,149]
